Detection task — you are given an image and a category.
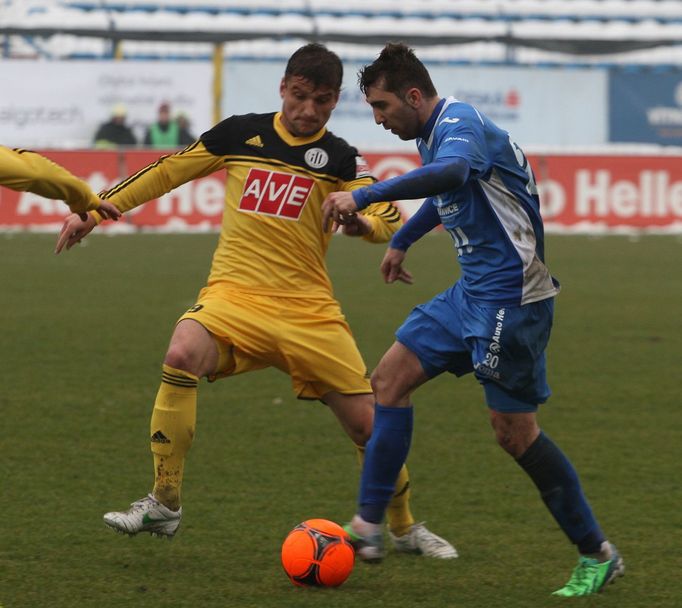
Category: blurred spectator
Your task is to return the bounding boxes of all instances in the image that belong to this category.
[145,102,180,148]
[93,103,137,148]
[176,111,196,146]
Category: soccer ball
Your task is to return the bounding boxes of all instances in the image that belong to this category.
[281,519,355,587]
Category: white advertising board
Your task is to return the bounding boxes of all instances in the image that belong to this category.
[0,60,213,148]
[0,58,607,149]
[224,60,607,149]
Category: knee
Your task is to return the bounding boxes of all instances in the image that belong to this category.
[370,367,401,404]
[369,370,385,400]
[490,412,539,459]
[349,424,372,447]
[164,343,199,375]
[492,423,520,457]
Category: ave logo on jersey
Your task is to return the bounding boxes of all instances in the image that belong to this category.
[238,168,314,220]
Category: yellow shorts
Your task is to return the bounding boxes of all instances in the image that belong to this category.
[178,284,371,400]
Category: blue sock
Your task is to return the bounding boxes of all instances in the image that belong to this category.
[358,404,413,524]
[516,432,605,554]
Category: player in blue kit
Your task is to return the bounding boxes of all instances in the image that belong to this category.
[322,43,624,597]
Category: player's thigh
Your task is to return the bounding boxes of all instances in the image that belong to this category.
[395,285,473,380]
[177,289,283,379]
[278,299,371,400]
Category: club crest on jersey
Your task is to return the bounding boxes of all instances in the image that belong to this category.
[238,168,314,220]
[304,147,329,169]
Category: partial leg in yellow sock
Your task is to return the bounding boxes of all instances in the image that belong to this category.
[150,364,198,511]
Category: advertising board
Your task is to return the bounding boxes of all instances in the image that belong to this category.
[2,150,680,233]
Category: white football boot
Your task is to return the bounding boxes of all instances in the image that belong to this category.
[389,522,458,559]
[103,494,181,538]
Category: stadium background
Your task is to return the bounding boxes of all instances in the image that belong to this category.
[1,3,681,608]
[1,0,682,232]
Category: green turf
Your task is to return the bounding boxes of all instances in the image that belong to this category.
[1,232,680,608]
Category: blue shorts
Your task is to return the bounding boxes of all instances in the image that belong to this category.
[395,282,554,413]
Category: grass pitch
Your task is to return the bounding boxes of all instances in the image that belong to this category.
[1,232,680,608]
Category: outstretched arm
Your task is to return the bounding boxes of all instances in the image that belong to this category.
[322,157,469,229]
[56,141,225,253]
[353,157,470,209]
[0,146,121,221]
[93,142,224,218]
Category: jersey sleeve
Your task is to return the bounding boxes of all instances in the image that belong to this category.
[433,115,489,177]
[337,149,403,243]
[95,140,225,219]
[0,146,100,214]
[360,201,403,243]
[390,197,441,250]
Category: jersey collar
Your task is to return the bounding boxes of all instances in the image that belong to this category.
[274,112,327,146]
[419,98,446,142]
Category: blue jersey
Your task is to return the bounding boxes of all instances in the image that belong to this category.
[418,97,559,306]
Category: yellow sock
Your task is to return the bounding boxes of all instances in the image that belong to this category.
[150,364,198,511]
[355,445,415,537]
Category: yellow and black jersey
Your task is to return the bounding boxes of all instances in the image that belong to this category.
[100,112,402,298]
[0,146,100,214]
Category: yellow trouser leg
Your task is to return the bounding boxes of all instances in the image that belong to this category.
[150,364,198,511]
[355,445,415,537]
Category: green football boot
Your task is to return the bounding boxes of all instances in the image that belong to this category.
[553,543,625,597]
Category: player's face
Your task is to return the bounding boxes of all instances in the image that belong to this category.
[365,84,421,141]
[279,76,339,137]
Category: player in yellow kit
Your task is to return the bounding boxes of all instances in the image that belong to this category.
[56,44,456,559]
[0,146,120,221]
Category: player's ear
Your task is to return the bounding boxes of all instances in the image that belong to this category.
[279,77,287,99]
[405,87,422,109]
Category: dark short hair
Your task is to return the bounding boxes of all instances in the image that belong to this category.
[285,43,343,91]
[359,42,437,99]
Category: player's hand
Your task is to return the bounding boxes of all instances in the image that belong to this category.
[380,247,413,284]
[321,191,359,233]
[55,213,97,254]
[88,200,121,222]
[340,213,371,237]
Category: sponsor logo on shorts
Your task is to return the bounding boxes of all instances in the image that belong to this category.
[186,304,204,313]
[474,363,500,380]
[474,307,505,380]
[238,168,314,220]
[490,311,504,353]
